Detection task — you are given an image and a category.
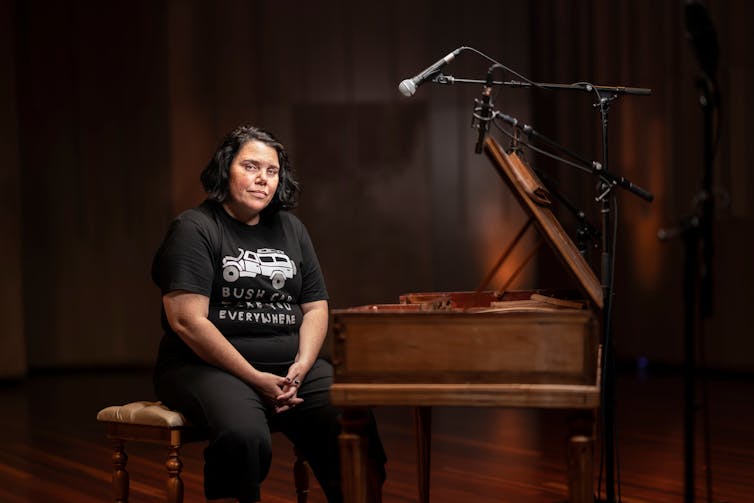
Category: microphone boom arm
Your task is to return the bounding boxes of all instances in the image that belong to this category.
[493,112,654,202]
[435,73,652,96]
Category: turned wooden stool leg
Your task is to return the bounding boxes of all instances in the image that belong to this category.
[112,439,129,503]
[293,445,310,503]
[166,444,184,503]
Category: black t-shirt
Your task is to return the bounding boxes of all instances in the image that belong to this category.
[152,200,329,367]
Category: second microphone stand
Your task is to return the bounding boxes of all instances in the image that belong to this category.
[467,70,653,503]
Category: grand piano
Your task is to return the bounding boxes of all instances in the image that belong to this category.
[330,137,603,503]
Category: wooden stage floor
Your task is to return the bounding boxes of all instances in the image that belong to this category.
[0,368,751,502]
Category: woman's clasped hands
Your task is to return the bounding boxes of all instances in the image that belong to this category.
[251,361,310,413]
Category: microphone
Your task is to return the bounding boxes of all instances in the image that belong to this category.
[398,48,462,97]
[474,68,494,154]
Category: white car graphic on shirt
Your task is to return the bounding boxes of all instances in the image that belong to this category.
[222,248,296,289]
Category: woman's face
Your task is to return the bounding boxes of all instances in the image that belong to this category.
[223,140,280,225]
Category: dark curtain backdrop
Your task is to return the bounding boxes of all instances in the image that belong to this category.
[2,0,752,377]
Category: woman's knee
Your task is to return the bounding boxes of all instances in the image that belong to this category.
[211,421,273,460]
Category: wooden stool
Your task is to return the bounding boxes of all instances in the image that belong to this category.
[97,401,310,503]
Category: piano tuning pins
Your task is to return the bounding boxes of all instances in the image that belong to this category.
[419,296,453,311]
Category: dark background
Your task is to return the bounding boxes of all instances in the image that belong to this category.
[2,0,752,378]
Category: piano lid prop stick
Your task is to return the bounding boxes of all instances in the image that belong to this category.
[476,218,534,293]
[494,237,543,297]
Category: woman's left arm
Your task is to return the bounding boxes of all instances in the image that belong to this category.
[281,299,329,393]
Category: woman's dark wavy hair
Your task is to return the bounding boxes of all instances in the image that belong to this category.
[200,125,299,215]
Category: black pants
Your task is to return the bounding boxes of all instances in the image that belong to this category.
[154,358,385,502]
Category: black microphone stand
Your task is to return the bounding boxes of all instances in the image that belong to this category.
[458,58,652,502]
[657,72,717,503]
[695,74,717,503]
[594,87,619,503]
[477,87,653,503]
[412,47,653,501]
[657,4,720,502]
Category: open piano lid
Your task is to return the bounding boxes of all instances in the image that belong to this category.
[484,136,603,311]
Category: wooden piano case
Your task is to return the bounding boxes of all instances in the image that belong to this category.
[330,138,603,503]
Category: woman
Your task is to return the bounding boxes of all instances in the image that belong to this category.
[152,125,385,503]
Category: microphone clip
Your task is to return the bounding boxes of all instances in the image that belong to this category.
[473,68,496,154]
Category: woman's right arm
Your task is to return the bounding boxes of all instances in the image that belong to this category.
[163,290,303,411]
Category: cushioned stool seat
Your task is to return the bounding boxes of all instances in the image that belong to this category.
[97,401,309,503]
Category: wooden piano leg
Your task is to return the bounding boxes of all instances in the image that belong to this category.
[414,406,432,503]
[339,407,371,503]
[567,411,595,503]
